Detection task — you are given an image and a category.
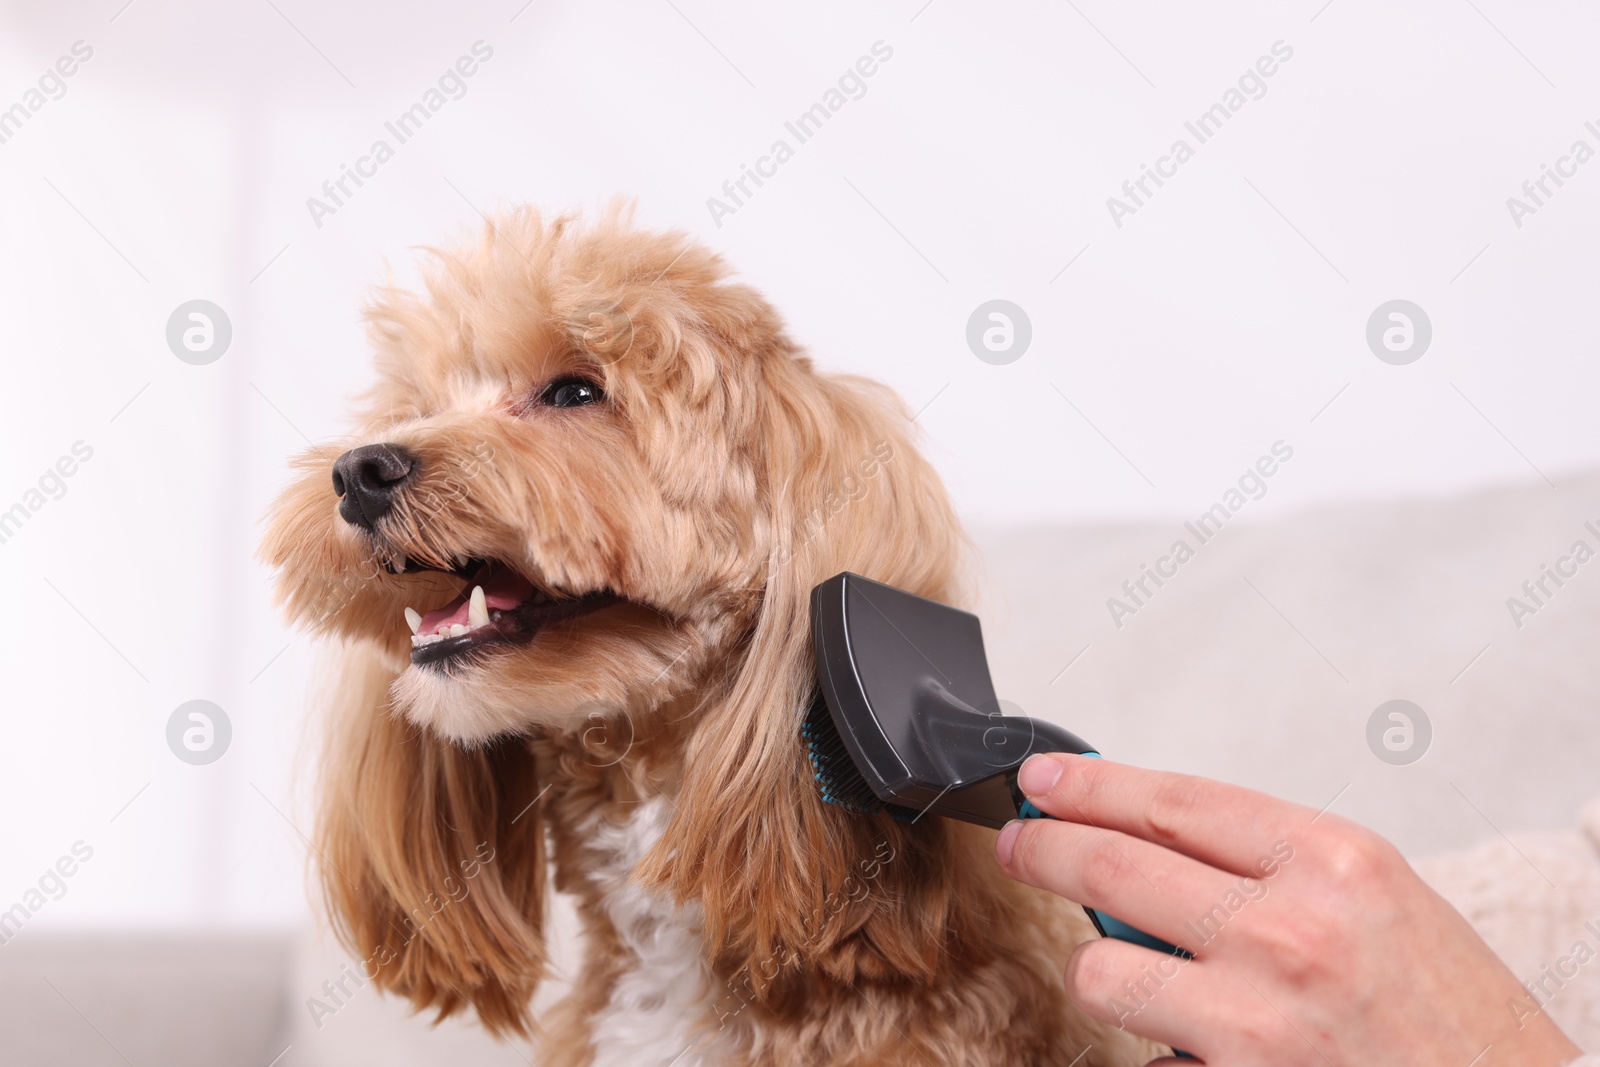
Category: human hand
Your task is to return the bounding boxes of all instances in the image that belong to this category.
[995,752,1585,1066]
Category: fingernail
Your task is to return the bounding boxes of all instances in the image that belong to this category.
[996,820,1021,866]
[1018,753,1063,797]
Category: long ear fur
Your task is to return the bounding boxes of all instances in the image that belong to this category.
[315,643,548,1036]
[637,357,986,997]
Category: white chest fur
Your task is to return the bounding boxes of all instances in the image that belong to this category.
[581,798,736,1067]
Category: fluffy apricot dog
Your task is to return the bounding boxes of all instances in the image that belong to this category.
[262,206,1154,1066]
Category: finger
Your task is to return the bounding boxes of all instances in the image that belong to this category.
[1061,936,1212,1056]
[999,816,1241,954]
[1062,936,1274,1061]
[1018,753,1307,879]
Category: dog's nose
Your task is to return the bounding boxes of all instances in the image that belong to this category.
[331,443,417,530]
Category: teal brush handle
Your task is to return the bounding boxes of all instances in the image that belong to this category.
[1017,776,1197,1060]
[1016,797,1192,960]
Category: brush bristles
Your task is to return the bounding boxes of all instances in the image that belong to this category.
[801,694,886,816]
[802,695,920,821]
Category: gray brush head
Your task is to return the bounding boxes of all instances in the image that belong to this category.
[809,572,1095,829]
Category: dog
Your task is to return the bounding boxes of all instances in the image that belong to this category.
[262,205,1157,1066]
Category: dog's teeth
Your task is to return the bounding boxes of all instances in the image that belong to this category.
[531,590,549,606]
[468,586,489,629]
[404,607,422,634]
[449,623,468,637]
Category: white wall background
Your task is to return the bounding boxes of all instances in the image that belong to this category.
[0,0,1595,930]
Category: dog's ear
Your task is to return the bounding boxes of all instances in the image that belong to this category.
[638,364,974,998]
[315,644,548,1036]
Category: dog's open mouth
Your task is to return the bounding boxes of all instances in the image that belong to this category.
[399,557,618,668]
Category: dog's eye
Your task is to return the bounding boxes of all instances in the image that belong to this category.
[540,377,605,409]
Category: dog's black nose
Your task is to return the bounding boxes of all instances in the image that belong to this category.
[331,443,417,530]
